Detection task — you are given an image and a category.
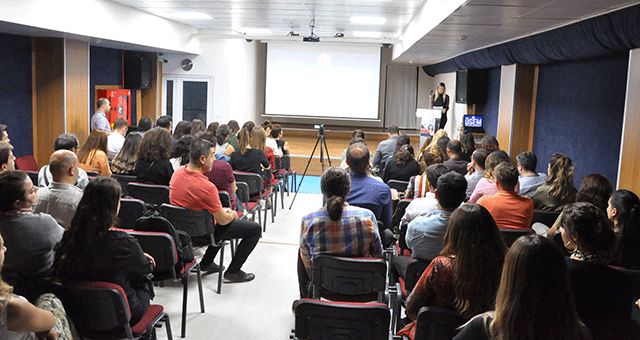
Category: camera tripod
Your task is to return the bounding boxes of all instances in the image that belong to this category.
[289,127,332,209]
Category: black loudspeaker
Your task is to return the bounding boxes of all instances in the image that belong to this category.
[124,56,152,89]
[455,69,488,104]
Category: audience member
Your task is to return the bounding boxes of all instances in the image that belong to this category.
[230,127,271,180]
[0,124,10,143]
[134,127,174,186]
[32,150,82,229]
[39,134,89,189]
[372,125,400,170]
[214,124,235,159]
[78,130,111,177]
[189,119,205,136]
[345,143,393,238]
[443,140,469,175]
[204,141,240,211]
[341,130,366,164]
[169,135,194,171]
[206,122,219,136]
[481,134,499,153]
[271,124,290,156]
[297,167,383,298]
[608,189,640,270]
[170,139,261,282]
[227,120,240,152]
[436,135,451,161]
[0,171,63,301]
[421,129,448,163]
[454,235,590,340]
[533,153,577,211]
[90,98,111,132]
[405,145,443,199]
[560,202,637,339]
[111,132,143,175]
[155,115,172,132]
[516,151,548,198]
[469,150,513,203]
[459,132,475,162]
[464,148,487,200]
[53,177,153,325]
[107,117,128,160]
[478,162,534,230]
[242,120,255,134]
[398,203,507,340]
[382,144,421,183]
[0,142,15,171]
[401,164,448,225]
[340,137,374,171]
[137,116,153,137]
[405,171,467,261]
[263,120,282,157]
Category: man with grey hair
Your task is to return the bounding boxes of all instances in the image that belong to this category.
[33,150,83,229]
[91,98,111,132]
[38,133,89,189]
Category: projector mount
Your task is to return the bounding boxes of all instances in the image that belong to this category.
[303,19,320,42]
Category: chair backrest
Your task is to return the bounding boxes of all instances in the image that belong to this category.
[233,171,264,197]
[218,191,231,208]
[112,174,138,197]
[127,182,170,208]
[118,198,147,229]
[15,155,38,171]
[281,155,292,170]
[54,281,133,338]
[160,203,215,241]
[391,199,412,232]
[273,155,282,173]
[550,230,570,256]
[500,229,535,247]
[295,299,390,340]
[85,170,101,177]
[414,306,465,340]
[388,180,409,192]
[312,255,387,302]
[531,210,561,228]
[26,171,40,187]
[404,258,431,294]
[127,230,179,278]
[235,182,250,209]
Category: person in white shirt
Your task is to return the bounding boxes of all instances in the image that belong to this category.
[107,118,128,160]
[262,120,282,157]
[38,134,89,190]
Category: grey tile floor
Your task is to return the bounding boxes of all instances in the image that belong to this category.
[153,192,324,340]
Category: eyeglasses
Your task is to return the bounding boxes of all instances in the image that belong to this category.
[28,185,37,194]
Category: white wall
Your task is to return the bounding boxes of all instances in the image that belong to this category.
[417,71,466,139]
[163,38,263,124]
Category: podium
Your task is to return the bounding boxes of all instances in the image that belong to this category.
[416,108,442,147]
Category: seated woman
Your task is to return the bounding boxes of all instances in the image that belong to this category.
[214,124,235,161]
[405,145,443,199]
[0,233,74,340]
[110,132,142,175]
[53,177,155,325]
[608,189,640,269]
[230,127,271,185]
[454,235,590,340]
[77,130,111,177]
[298,167,383,298]
[560,202,637,339]
[469,150,514,203]
[169,135,194,171]
[398,203,507,339]
[532,153,577,211]
[459,132,475,162]
[271,124,290,156]
[0,170,64,301]
[382,144,421,184]
[134,127,174,186]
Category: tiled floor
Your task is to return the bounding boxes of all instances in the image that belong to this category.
[153,192,324,339]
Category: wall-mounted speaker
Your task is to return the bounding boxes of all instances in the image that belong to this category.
[456,69,488,104]
[124,55,152,89]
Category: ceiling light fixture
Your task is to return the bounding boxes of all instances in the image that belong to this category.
[350,17,386,25]
[353,31,382,38]
[171,12,212,20]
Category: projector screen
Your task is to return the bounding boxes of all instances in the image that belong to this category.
[265,43,381,120]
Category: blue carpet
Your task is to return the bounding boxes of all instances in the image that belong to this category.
[295,175,322,194]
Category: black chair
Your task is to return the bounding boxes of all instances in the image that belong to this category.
[235,182,261,225]
[218,190,240,255]
[551,230,571,256]
[127,182,170,210]
[26,170,40,187]
[85,170,101,177]
[281,155,297,193]
[392,199,412,233]
[127,230,204,338]
[401,258,431,297]
[233,171,274,231]
[293,299,391,340]
[112,174,138,197]
[531,210,561,228]
[500,229,535,247]
[118,198,147,229]
[160,203,226,294]
[388,179,409,193]
[413,306,465,340]
[53,280,172,340]
[273,155,290,196]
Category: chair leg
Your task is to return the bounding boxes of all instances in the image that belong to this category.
[263,199,268,232]
[194,265,205,313]
[181,274,189,338]
[163,313,173,340]
[217,242,225,294]
[280,183,285,208]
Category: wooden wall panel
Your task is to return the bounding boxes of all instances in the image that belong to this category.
[140,52,159,123]
[617,49,640,191]
[497,65,516,155]
[65,39,89,145]
[32,37,64,167]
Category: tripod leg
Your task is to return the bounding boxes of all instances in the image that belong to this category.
[321,135,332,168]
[289,135,321,209]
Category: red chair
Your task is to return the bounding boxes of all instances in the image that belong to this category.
[234,171,274,231]
[53,280,172,340]
[15,155,38,171]
[236,181,261,225]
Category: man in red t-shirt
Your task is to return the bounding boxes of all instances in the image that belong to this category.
[170,139,261,282]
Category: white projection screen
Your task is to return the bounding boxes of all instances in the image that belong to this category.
[265,43,381,120]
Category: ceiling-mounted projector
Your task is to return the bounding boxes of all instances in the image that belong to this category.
[303,36,320,42]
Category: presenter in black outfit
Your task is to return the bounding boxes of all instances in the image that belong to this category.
[432,82,450,130]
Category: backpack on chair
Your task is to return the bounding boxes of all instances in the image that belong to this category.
[134,210,195,271]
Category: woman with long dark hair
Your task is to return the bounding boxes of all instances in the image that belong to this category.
[398,203,507,339]
[53,177,154,325]
[214,124,235,158]
[297,167,383,298]
[169,135,194,171]
[111,132,143,175]
[454,235,590,340]
[533,153,577,211]
[78,130,111,177]
[382,144,420,183]
[608,189,640,269]
[134,127,174,185]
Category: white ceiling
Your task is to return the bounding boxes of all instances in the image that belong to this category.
[109,0,639,65]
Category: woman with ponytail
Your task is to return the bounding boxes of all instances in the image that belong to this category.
[297,167,383,298]
[608,189,640,269]
[533,153,577,211]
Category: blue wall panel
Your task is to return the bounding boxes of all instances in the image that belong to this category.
[89,46,137,124]
[532,52,628,188]
[480,66,501,137]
